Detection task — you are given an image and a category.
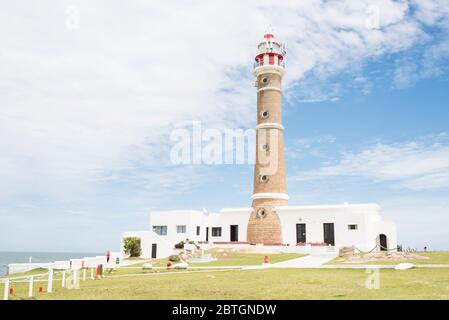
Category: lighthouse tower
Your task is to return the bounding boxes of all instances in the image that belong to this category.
[247,33,288,245]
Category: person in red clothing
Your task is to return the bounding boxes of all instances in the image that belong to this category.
[106,250,111,263]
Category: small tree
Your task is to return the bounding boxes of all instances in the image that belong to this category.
[123,237,142,257]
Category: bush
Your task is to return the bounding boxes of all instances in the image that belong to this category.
[174,241,185,249]
[123,237,142,257]
[174,239,200,249]
[169,255,180,262]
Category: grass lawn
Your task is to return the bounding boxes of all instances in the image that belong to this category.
[4,267,449,300]
[189,250,305,267]
[326,251,449,265]
[126,249,305,268]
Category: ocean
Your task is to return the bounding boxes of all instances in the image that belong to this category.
[0,252,103,276]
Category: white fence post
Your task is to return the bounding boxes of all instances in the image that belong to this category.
[47,268,53,293]
[62,271,66,288]
[83,268,86,281]
[28,276,34,298]
[90,268,94,280]
[3,278,9,301]
[73,269,77,286]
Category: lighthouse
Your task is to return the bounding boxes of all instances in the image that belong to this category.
[247,33,288,245]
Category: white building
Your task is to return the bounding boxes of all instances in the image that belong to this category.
[121,203,397,259]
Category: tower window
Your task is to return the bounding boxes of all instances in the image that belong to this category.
[211,227,222,237]
[261,110,269,118]
[257,208,267,218]
[348,224,358,230]
[260,175,269,182]
[261,76,269,84]
[260,143,269,151]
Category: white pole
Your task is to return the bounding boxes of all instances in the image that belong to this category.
[90,268,94,280]
[83,268,86,281]
[73,269,77,286]
[28,276,34,298]
[3,278,9,301]
[47,268,53,293]
[61,271,66,288]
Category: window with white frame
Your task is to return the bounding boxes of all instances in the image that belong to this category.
[152,225,167,235]
[196,226,200,236]
[177,225,186,233]
[348,224,358,230]
[211,227,222,237]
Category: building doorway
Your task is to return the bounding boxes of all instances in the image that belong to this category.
[206,227,209,242]
[323,223,335,246]
[230,225,239,242]
[378,234,388,251]
[296,223,306,243]
[151,243,157,259]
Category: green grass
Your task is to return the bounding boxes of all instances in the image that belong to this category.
[189,250,305,267]
[126,250,305,268]
[327,251,449,265]
[5,268,449,300]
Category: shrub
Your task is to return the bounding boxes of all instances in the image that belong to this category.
[169,255,180,262]
[175,239,200,249]
[123,237,142,257]
[174,241,185,249]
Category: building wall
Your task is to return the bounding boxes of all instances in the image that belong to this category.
[147,209,252,245]
[149,210,207,243]
[207,208,252,243]
[276,204,397,251]
[122,203,397,259]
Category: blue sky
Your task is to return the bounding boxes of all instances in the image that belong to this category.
[1,1,449,252]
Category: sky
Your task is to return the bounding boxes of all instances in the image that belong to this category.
[1,0,449,252]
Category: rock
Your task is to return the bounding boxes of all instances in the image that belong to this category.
[338,246,354,257]
[171,262,188,269]
[142,263,153,270]
[395,263,414,270]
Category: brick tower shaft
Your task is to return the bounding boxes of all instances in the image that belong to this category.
[247,33,288,245]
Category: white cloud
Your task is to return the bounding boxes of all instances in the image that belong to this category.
[390,1,449,88]
[296,133,449,191]
[393,61,418,88]
[288,134,336,159]
[0,1,448,221]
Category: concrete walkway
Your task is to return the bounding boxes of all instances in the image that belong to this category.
[271,253,337,268]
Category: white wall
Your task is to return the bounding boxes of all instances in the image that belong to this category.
[121,203,397,257]
[121,230,175,259]
[148,208,251,244]
[149,210,206,244]
[7,253,118,275]
[206,208,252,243]
[276,204,396,251]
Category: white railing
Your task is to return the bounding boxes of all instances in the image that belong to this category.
[7,252,120,275]
[1,261,117,300]
[253,61,285,69]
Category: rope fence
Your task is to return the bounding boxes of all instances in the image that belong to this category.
[353,243,399,254]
